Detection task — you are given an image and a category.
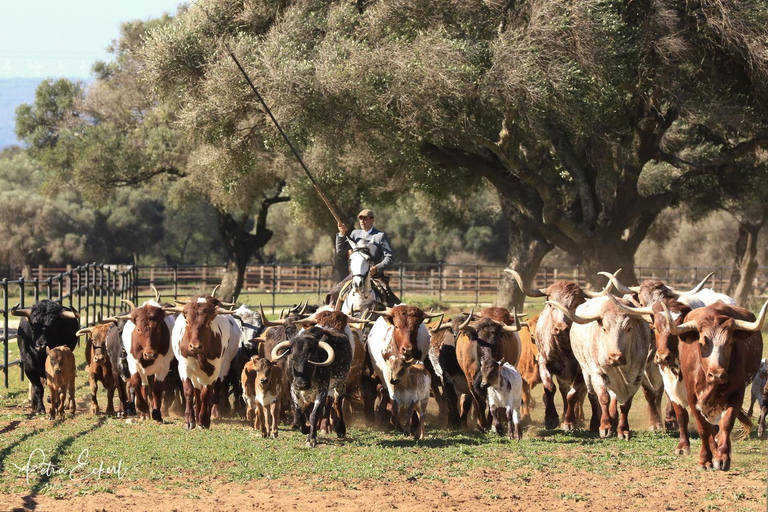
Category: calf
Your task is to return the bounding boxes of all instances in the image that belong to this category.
[230,304,265,416]
[14,300,79,414]
[45,346,76,420]
[663,300,766,470]
[80,324,117,415]
[271,326,352,446]
[389,356,430,440]
[480,358,523,440]
[748,359,768,438]
[241,355,283,437]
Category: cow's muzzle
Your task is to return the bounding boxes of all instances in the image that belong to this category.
[607,353,626,367]
[390,378,399,385]
[707,369,727,384]
[142,351,157,360]
[188,344,203,355]
[260,378,269,385]
[654,351,672,366]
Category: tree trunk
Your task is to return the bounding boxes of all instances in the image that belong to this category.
[732,211,767,306]
[726,224,749,296]
[496,197,553,310]
[331,235,348,284]
[577,238,639,291]
[216,185,289,301]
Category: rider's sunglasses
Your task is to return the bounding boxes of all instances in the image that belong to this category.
[358,216,372,220]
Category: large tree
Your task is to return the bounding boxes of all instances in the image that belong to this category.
[142,0,768,308]
[15,16,289,299]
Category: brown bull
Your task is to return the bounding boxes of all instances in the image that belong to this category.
[662,300,767,471]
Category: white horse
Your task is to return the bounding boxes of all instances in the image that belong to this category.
[340,239,386,314]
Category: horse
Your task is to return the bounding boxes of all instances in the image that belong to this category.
[340,240,387,314]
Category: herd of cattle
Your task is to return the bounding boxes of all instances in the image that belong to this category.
[11,271,768,470]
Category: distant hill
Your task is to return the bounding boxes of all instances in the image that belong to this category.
[0,77,89,150]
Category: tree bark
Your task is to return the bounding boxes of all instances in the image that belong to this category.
[217,185,289,301]
[577,238,639,291]
[732,209,767,306]
[496,196,553,310]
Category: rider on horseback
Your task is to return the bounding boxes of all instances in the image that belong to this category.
[329,208,399,308]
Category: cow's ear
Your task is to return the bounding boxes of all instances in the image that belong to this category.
[46,346,51,355]
[383,314,394,325]
[731,329,755,344]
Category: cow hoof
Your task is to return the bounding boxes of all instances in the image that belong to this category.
[272,432,278,439]
[648,423,663,432]
[544,416,560,430]
[665,419,679,430]
[186,422,196,430]
[758,426,765,438]
[696,464,709,471]
[151,410,163,423]
[713,458,730,471]
[618,431,631,440]
[561,423,574,431]
[599,428,612,438]
[306,439,317,448]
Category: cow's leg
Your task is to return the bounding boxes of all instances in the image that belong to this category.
[256,402,267,437]
[375,385,392,427]
[591,380,613,438]
[542,385,559,430]
[307,393,327,447]
[469,372,489,432]
[57,388,66,417]
[520,380,532,424]
[106,383,116,416]
[115,379,130,417]
[199,385,214,428]
[31,375,46,414]
[131,373,149,419]
[269,402,279,438]
[759,397,768,439]
[151,378,164,423]
[713,406,740,471]
[332,392,346,439]
[89,374,100,415]
[391,398,403,433]
[587,392,600,433]
[68,377,76,415]
[458,393,471,428]
[182,378,196,429]
[616,397,634,440]
[443,380,461,428]
[664,392,678,430]
[424,358,445,421]
[747,396,756,418]
[361,372,378,426]
[641,382,663,431]
[48,384,57,420]
[670,401,690,455]
[563,375,586,430]
[210,380,223,421]
[489,404,502,436]
[689,399,714,469]
[414,400,428,441]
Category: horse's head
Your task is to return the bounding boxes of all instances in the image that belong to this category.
[349,240,373,290]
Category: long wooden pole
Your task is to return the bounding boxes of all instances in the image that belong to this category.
[225,44,345,226]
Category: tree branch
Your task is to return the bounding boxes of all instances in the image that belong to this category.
[547,126,597,227]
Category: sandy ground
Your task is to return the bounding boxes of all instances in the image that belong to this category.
[3,464,767,512]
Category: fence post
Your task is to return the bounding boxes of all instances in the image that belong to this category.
[475,264,480,308]
[18,276,24,381]
[271,262,277,316]
[317,263,322,301]
[399,264,405,301]
[3,279,8,388]
[173,264,178,301]
[47,277,52,301]
[76,268,82,321]
[33,278,39,303]
[438,261,444,302]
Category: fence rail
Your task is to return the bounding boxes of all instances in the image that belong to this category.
[4,261,767,388]
[1,264,137,388]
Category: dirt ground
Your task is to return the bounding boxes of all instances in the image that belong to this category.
[4,464,767,512]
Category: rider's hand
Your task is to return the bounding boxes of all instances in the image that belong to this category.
[370,265,378,276]
[338,222,347,236]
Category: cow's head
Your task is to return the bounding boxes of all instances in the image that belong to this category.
[662,300,768,384]
[389,355,415,386]
[129,302,170,362]
[457,311,521,347]
[251,355,281,391]
[271,327,335,391]
[650,300,691,366]
[236,305,264,351]
[548,293,650,367]
[45,346,70,375]
[78,323,112,365]
[480,356,505,389]
[375,305,442,359]
[13,300,79,351]
[598,272,714,307]
[759,358,768,379]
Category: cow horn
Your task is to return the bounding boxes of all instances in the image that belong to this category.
[10,304,31,318]
[121,299,137,310]
[76,327,93,337]
[458,308,474,331]
[346,314,374,325]
[503,306,522,332]
[661,302,698,336]
[259,303,285,326]
[603,290,654,317]
[211,284,221,298]
[60,310,79,319]
[299,301,309,315]
[150,284,161,303]
[309,337,335,366]
[370,307,394,316]
[670,272,715,298]
[428,314,446,335]
[270,340,292,361]
[545,300,601,324]
[504,269,546,298]
[597,271,637,296]
[583,268,622,298]
[216,307,240,318]
[162,306,184,314]
[423,311,445,322]
[732,300,768,332]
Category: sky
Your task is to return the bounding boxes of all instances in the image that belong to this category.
[0,0,183,78]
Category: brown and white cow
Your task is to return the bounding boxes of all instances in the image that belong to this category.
[79,323,118,415]
[366,305,442,428]
[661,300,766,470]
[454,309,523,431]
[506,269,616,430]
[45,346,76,420]
[168,297,241,429]
[549,293,654,439]
[113,296,175,423]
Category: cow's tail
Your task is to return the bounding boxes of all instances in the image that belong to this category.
[733,409,753,441]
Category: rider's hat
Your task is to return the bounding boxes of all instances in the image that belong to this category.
[358,209,374,219]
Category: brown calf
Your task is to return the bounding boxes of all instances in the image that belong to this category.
[45,346,76,420]
[516,315,541,423]
[81,324,117,415]
[241,355,283,437]
[663,300,766,470]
